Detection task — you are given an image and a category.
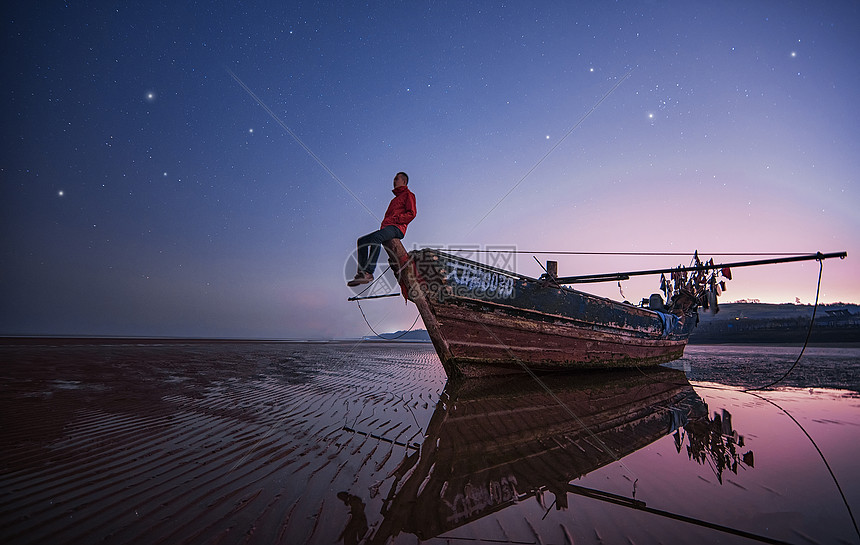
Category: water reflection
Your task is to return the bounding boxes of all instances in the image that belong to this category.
[682,406,754,484]
[366,367,738,543]
[336,491,369,545]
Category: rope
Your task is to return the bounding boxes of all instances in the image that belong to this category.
[351,264,392,298]
[746,392,860,541]
[351,262,421,340]
[626,375,858,542]
[746,259,824,391]
[356,299,421,340]
[437,249,813,257]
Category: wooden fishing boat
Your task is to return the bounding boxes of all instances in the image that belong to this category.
[376,240,846,378]
[381,241,697,378]
[368,367,711,543]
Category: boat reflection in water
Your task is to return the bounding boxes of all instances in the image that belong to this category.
[364,367,752,543]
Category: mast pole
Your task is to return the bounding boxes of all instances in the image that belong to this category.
[555,251,847,285]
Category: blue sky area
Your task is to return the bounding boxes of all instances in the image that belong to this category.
[2,1,858,338]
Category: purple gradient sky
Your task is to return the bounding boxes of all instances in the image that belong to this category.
[2,2,857,339]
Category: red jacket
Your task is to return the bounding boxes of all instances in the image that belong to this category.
[381,185,416,236]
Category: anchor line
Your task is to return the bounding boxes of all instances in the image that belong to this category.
[746,259,823,391]
[350,257,423,340]
[439,249,820,257]
[356,299,421,340]
[746,391,860,542]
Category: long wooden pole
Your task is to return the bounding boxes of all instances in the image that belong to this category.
[555,251,847,284]
[565,484,791,544]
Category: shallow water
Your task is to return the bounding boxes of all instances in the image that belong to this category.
[671,344,860,392]
[0,341,858,544]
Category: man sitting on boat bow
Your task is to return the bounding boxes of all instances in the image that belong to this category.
[347,172,416,287]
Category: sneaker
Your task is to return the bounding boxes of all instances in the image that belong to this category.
[347,271,373,287]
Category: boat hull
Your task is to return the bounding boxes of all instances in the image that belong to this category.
[384,242,698,378]
[432,296,689,376]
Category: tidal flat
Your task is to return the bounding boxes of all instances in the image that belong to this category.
[1,341,858,544]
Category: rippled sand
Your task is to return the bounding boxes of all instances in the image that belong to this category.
[0,342,446,544]
[1,341,858,544]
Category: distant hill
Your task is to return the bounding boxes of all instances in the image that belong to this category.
[362,329,431,342]
[690,302,860,344]
[697,302,860,321]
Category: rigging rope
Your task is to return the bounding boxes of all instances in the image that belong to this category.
[746,259,823,391]
[438,249,817,257]
[351,264,422,340]
[747,391,860,541]
[351,264,392,298]
[356,299,421,340]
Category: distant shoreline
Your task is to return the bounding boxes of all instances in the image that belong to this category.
[1,336,857,349]
[4,303,857,347]
[0,336,371,346]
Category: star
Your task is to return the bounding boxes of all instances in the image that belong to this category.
[146,91,156,102]
[58,190,64,197]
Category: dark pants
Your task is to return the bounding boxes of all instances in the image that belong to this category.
[356,225,403,275]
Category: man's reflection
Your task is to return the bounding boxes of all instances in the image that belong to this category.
[337,491,368,545]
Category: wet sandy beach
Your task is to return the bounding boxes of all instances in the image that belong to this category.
[1,341,446,544]
[1,340,858,544]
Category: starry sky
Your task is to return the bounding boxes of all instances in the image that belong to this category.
[2,1,858,339]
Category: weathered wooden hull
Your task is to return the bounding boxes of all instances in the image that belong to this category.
[384,242,698,378]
